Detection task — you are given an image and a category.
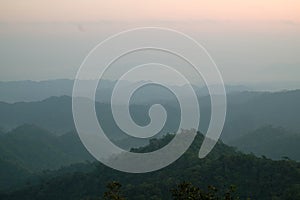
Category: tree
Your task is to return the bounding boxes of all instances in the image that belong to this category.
[103,181,126,200]
[171,182,239,200]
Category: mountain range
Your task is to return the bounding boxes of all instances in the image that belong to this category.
[230,125,300,161]
[0,79,250,103]
[0,90,300,141]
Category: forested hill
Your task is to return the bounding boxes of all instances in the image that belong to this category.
[1,131,299,200]
[0,124,93,172]
[0,124,94,191]
[230,126,300,161]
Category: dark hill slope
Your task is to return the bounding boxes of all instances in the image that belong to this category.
[0,124,93,172]
[2,132,299,200]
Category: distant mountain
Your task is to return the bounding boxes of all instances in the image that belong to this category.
[1,90,300,141]
[0,124,93,174]
[0,96,181,137]
[0,96,74,134]
[222,90,300,142]
[0,79,74,103]
[0,79,251,103]
[229,126,300,161]
[0,79,127,103]
[1,131,299,200]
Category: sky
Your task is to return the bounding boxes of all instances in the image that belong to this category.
[0,0,299,87]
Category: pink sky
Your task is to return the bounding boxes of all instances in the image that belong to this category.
[0,0,299,23]
[0,0,299,83]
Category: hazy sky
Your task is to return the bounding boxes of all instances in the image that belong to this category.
[0,0,299,85]
[1,0,300,22]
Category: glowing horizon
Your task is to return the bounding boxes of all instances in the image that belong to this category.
[0,0,299,23]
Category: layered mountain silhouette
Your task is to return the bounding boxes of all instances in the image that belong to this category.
[0,90,300,141]
[0,79,250,103]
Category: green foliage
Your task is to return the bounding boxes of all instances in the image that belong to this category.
[103,182,126,200]
[0,124,93,172]
[171,182,239,200]
[1,132,299,200]
[80,181,240,200]
[0,124,95,190]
